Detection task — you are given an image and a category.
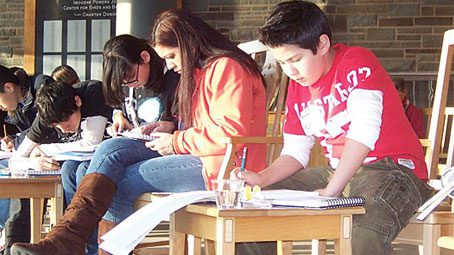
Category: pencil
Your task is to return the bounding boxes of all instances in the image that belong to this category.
[240,146,248,172]
[35,146,48,157]
[3,124,6,137]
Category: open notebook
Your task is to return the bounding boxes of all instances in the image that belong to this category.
[117,131,158,141]
[271,196,366,209]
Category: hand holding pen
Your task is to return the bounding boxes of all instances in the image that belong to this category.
[31,146,60,170]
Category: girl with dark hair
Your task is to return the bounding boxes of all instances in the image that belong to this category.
[12,10,267,255]
[0,65,53,254]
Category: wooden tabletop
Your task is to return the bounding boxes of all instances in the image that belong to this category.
[0,176,61,183]
[185,203,365,217]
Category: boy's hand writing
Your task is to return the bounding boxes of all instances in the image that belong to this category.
[145,132,175,155]
[32,157,60,171]
[230,167,262,187]
[0,137,13,152]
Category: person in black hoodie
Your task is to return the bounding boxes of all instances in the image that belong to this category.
[0,65,53,255]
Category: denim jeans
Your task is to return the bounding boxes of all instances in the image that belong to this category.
[60,160,96,255]
[238,157,432,255]
[83,137,206,223]
[0,159,10,229]
[0,199,10,229]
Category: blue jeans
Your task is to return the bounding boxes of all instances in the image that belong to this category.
[240,157,433,255]
[60,160,97,255]
[0,159,11,229]
[0,198,10,229]
[84,137,206,222]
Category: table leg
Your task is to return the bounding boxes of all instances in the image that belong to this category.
[423,223,441,255]
[335,215,352,255]
[216,218,235,255]
[50,183,63,228]
[30,198,44,242]
[170,213,186,255]
[278,240,292,255]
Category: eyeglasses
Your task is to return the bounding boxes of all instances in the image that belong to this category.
[121,63,140,87]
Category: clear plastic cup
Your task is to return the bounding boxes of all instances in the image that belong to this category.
[211,179,245,209]
[8,157,30,178]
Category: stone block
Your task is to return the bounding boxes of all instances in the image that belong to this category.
[417,54,438,62]
[422,6,434,16]
[397,34,421,41]
[435,6,454,16]
[372,49,404,58]
[389,4,420,16]
[183,0,208,11]
[417,62,439,72]
[196,12,234,21]
[415,17,452,26]
[349,15,377,27]
[366,28,395,40]
[337,4,387,14]
[397,27,433,34]
[424,0,454,4]
[406,48,440,54]
[381,58,416,72]
[333,33,365,41]
[379,18,413,26]
[422,34,443,48]
[0,29,16,36]
[329,15,347,33]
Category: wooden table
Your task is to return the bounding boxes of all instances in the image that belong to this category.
[169,204,365,255]
[0,176,64,242]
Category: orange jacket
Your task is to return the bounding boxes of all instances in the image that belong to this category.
[172,57,267,189]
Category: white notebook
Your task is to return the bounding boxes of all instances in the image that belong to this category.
[117,131,157,141]
[271,196,366,209]
[53,151,94,161]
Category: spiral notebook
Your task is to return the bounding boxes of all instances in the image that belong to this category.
[117,131,157,141]
[28,170,61,176]
[271,196,366,209]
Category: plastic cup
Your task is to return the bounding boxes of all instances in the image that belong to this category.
[211,179,245,209]
[8,157,29,178]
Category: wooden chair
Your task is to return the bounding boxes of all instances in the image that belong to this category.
[394,29,454,255]
[133,39,292,254]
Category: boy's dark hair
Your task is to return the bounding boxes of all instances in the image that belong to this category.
[36,81,78,127]
[258,0,332,54]
[0,65,21,93]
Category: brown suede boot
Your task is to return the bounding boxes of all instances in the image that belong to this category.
[97,219,117,255]
[11,173,116,255]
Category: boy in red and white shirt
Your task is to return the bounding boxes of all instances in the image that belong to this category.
[234,1,432,254]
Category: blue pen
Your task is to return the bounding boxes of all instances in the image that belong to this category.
[240,146,248,172]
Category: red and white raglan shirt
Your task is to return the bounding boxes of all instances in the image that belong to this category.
[281,44,428,181]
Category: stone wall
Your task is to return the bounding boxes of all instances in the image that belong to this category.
[1,0,454,107]
[0,0,24,67]
[184,0,454,108]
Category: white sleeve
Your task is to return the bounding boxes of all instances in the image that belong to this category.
[280,133,315,168]
[40,116,107,155]
[14,136,39,157]
[346,89,383,150]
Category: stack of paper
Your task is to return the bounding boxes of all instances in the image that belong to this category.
[99,191,214,255]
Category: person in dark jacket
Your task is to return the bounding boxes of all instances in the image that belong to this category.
[0,65,53,255]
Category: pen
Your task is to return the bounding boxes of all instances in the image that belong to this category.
[35,146,48,157]
[240,146,247,172]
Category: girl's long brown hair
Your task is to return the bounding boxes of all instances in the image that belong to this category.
[150,9,264,128]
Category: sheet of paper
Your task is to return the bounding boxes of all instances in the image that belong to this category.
[99,191,214,255]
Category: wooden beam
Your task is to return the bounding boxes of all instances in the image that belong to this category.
[24,0,36,75]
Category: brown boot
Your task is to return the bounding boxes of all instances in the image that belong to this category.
[11,173,116,255]
[97,219,117,255]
